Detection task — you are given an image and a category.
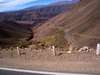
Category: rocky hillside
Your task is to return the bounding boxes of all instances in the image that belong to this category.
[0,1,74,47]
[0,21,32,47]
[35,0,100,48]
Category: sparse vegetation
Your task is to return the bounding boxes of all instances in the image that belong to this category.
[15,39,29,48]
[39,28,66,48]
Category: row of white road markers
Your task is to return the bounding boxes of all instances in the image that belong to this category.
[16,43,100,56]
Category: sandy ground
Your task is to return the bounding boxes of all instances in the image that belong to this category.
[0,48,100,74]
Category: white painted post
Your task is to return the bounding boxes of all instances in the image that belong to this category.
[51,45,56,56]
[67,45,73,54]
[96,44,100,55]
[17,46,20,56]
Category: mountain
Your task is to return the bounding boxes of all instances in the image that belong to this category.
[0,1,73,26]
[35,0,100,48]
[0,1,74,47]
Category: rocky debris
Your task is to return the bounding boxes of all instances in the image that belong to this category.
[67,50,72,54]
[78,46,93,52]
[0,42,97,58]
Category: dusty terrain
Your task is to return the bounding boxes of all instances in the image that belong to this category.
[35,0,100,48]
[0,0,100,74]
[0,48,100,74]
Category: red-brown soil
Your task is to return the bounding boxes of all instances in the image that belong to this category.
[35,0,100,48]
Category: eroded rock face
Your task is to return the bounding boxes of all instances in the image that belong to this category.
[35,0,100,48]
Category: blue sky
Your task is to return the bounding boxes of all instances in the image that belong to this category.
[0,0,75,12]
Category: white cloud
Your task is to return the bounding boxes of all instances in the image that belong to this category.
[0,0,37,6]
[0,0,37,10]
[0,0,78,12]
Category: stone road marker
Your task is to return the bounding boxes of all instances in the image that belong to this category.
[96,44,100,55]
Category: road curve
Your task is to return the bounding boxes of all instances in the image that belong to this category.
[0,67,92,75]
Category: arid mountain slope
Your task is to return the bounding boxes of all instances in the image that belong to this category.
[0,1,74,47]
[0,21,32,46]
[35,0,100,48]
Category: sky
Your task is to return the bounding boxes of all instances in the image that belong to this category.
[0,0,77,12]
